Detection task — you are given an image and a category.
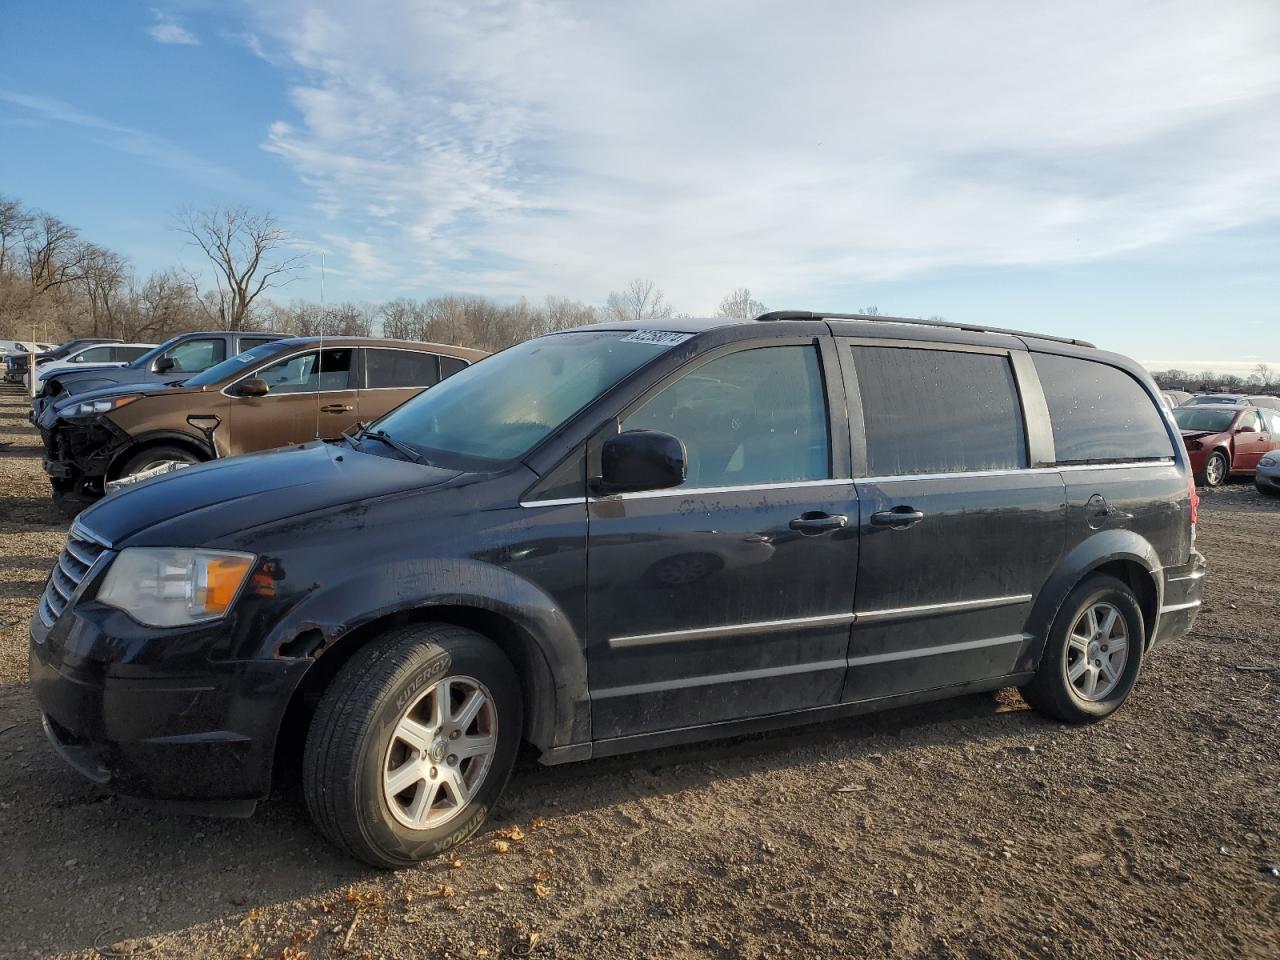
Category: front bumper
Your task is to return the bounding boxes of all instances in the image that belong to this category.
[1255,469,1280,493]
[38,415,130,502]
[29,596,307,813]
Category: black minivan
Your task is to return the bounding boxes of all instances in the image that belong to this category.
[30,312,1205,867]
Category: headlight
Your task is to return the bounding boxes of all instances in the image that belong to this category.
[98,548,256,627]
[71,395,138,417]
[1261,456,1278,468]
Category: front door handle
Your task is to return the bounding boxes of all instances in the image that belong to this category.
[789,512,848,535]
[321,403,354,414]
[870,507,925,529]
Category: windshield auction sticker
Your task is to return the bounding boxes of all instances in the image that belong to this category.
[619,330,694,346]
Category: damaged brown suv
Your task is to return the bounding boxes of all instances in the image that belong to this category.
[37,336,486,506]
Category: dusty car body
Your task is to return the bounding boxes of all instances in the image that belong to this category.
[30,311,1204,867]
[36,336,486,506]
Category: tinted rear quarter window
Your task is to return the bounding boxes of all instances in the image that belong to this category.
[439,355,468,379]
[1033,353,1174,463]
[365,349,440,389]
[852,345,1027,476]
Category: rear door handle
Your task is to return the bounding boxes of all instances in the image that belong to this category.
[870,507,925,529]
[321,403,354,413]
[789,512,848,535]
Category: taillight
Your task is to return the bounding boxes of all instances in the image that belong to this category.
[1188,473,1199,528]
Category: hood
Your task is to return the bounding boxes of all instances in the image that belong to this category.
[45,364,169,395]
[50,379,200,414]
[78,441,462,545]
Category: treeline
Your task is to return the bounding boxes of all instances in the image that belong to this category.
[0,194,771,353]
[1150,365,1277,395]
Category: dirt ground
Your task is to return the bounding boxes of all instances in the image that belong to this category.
[0,383,1276,960]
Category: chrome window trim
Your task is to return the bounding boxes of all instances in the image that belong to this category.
[591,477,854,503]
[219,346,359,399]
[856,593,1032,624]
[525,461,1178,504]
[609,612,857,649]
[848,633,1026,667]
[520,496,589,508]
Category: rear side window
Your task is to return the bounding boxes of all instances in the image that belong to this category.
[365,349,440,389]
[167,338,225,372]
[240,337,276,351]
[113,346,151,362]
[1033,354,1174,463]
[851,346,1027,476]
[439,355,468,379]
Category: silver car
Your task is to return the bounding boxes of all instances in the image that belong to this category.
[1256,448,1280,496]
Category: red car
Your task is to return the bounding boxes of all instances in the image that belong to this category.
[1172,403,1280,487]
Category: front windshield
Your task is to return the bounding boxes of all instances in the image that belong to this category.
[1173,407,1237,432]
[373,330,684,464]
[184,340,295,387]
[127,335,184,369]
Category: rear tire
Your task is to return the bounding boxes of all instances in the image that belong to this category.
[1199,450,1229,488]
[1020,574,1145,723]
[116,444,199,478]
[303,623,522,868]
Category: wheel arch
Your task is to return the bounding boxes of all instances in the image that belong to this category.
[1018,530,1163,671]
[272,598,582,789]
[105,430,213,480]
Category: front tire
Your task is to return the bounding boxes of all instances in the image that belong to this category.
[303,623,522,868]
[1020,574,1145,723]
[1200,450,1229,488]
[116,444,199,478]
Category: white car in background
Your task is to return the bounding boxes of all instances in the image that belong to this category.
[23,342,155,388]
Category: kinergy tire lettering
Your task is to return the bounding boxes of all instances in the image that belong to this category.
[393,651,451,711]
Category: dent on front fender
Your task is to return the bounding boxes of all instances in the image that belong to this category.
[260,556,591,748]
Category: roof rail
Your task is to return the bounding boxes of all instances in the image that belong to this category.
[753,310,1095,348]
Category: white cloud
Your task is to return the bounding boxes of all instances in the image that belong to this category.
[148,12,200,46]
[245,0,1280,309]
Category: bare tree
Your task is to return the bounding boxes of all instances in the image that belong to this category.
[0,195,34,277]
[174,205,304,330]
[78,243,130,337]
[1254,362,1273,388]
[716,287,766,319]
[606,278,673,323]
[24,213,86,295]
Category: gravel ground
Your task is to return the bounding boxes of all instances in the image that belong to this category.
[0,384,1277,960]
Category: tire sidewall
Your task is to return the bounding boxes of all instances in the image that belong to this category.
[120,445,198,477]
[1050,579,1145,720]
[350,638,522,865]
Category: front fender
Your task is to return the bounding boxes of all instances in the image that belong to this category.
[1017,528,1163,671]
[263,556,589,748]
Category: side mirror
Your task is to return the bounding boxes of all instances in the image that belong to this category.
[596,429,686,494]
[1237,424,1256,433]
[234,377,270,398]
[154,356,176,373]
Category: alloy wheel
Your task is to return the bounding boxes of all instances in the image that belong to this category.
[1205,454,1226,486]
[381,675,497,830]
[1065,601,1130,701]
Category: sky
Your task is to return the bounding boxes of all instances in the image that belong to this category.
[1,0,1278,372]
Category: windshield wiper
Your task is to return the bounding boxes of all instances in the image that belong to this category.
[354,424,425,464]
